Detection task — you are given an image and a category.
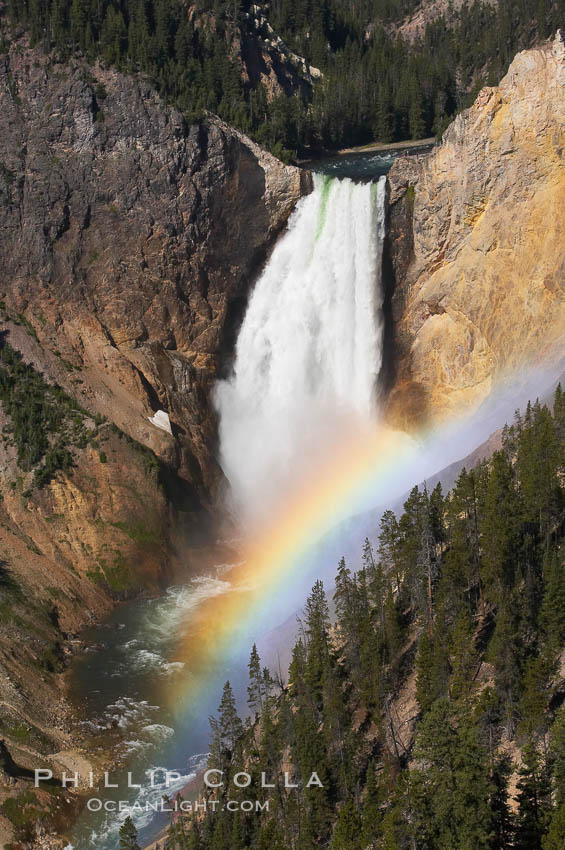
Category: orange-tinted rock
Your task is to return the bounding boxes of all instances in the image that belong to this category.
[386,33,565,429]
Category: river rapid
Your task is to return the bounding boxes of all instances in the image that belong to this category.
[68,572,255,848]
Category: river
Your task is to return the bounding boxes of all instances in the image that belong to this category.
[67,574,245,847]
[66,150,407,849]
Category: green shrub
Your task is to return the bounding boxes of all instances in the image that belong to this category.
[0,342,90,489]
[111,520,161,545]
[0,792,42,838]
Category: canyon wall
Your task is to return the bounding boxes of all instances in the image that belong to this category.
[0,42,309,826]
[2,27,565,846]
[0,43,311,500]
[385,32,565,429]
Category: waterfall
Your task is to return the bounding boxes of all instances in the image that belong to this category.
[214,174,387,525]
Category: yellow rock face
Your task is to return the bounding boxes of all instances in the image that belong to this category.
[387,33,565,429]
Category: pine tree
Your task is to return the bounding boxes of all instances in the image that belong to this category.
[553,384,565,446]
[551,705,565,804]
[162,388,565,850]
[374,84,394,142]
[398,485,427,609]
[380,803,407,850]
[100,6,127,66]
[481,450,521,603]
[384,584,403,674]
[490,755,514,850]
[304,580,331,708]
[362,537,376,573]
[259,694,283,782]
[432,88,449,138]
[369,556,386,632]
[415,618,449,713]
[412,699,493,849]
[514,742,552,850]
[256,819,287,850]
[518,652,556,739]
[544,705,565,849]
[330,800,361,850]
[379,509,402,590]
[417,485,441,633]
[361,760,383,845]
[70,0,89,52]
[543,805,565,850]
[541,547,565,648]
[334,557,356,646]
[517,401,561,538]
[445,466,484,609]
[247,643,264,717]
[119,816,141,850]
[488,602,523,734]
[408,82,426,139]
[448,609,478,702]
[209,680,243,774]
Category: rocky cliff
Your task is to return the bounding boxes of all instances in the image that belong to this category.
[0,42,310,500]
[0,42,309,841]
[385,32,565,429]
[218,2,322,98]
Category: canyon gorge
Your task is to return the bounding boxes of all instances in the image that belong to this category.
[0,26,563,850]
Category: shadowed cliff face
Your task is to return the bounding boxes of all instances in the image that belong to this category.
[385,33,565,430]
[0,44,311,502]
[0,46,310,825]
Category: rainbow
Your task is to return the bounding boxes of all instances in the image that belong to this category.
[163,361,564,721]
[164,422,421,718]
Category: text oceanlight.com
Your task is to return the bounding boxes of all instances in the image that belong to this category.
[85,799,271,813]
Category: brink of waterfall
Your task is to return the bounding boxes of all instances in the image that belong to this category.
[214,175,387,525]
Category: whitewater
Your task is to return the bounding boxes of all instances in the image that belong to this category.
[215,174,387,524]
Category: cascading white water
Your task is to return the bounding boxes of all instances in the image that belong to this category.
[214,174,387,524]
